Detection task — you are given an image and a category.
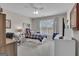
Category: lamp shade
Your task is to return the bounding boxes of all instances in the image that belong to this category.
[16,27,22,32]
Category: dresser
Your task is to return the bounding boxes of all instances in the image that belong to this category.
[0,13,6,54]
[0,13,17,56]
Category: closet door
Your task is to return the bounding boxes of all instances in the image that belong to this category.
[70,4,76,29]
[0,13,6,53]
[70,3,79,30]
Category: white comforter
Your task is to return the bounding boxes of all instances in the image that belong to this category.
[17,40,54,56]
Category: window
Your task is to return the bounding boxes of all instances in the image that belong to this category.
[40,20,54,28]
[40,20,54,35]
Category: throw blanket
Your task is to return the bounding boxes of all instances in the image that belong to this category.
[31,33,47,42]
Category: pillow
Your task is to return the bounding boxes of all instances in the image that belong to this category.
[52,33,59,40]
[6,33,14,39]
[42,37,47,44]
[54,34,62,40]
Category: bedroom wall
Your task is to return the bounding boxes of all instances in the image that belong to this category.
[32,19,40,32]
[3,9,32,33]
[32,13,67,35]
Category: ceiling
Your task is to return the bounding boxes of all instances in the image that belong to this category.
[0,3,74,18]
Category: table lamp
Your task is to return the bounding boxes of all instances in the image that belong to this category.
[16,27,22,32]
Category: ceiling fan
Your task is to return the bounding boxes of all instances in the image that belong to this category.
[29,3,44,10]
[25,3,44,14]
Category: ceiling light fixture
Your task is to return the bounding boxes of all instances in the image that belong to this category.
[33,10,39,15]
[30,3,44,15]
[25,3,44,15]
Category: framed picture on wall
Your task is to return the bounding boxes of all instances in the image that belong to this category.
[27,24,30,28]
[23,23,30,28]
[6,19,11,29]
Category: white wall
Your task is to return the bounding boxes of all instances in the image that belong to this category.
[3,10,32,33]
[32,19,40,32]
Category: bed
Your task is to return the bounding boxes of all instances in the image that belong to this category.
[25,31,47,42]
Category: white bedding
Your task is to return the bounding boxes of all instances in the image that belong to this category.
[25,37,48,45]
[17,39,54,56]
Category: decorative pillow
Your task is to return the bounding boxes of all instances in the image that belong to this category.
[6,33,14,39]
[54,34,62,40]
[52,33,59,40]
